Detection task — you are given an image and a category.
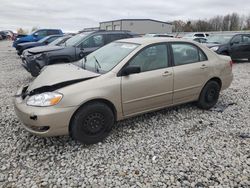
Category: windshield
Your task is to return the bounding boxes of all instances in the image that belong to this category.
[65,33,90,47]
[38,36,50,43]
[49,36,67,46]
[206,35,233,44]
[80,42,139,73]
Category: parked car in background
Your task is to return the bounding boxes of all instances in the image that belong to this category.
[13,29,63,48]
[0,31,8,40]
[206,33,250,61]
[46,35,72,46]
[21,35,72,64]
[144,33,174,37]
[193,37,207,43]
[183,33,209,39]
[2,30,14,39]
[16,35,63,55]
[22,30,136,76]
[14,37,233,144]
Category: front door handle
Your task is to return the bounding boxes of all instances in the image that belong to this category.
[162,71,172,76]
[200,64,208,69]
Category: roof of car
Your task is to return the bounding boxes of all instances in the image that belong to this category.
[117,37,195,45]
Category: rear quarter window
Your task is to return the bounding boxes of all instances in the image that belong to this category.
[47,30,60,35]
[171,43,207,66]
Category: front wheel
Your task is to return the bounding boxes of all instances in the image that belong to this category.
[197,81,220,109]
[70,102,114,144]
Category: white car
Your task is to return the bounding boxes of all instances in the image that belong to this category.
[183,33,209,40]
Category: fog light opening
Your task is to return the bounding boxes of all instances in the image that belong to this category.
[29,125,50,132]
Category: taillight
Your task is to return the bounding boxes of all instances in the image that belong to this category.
[229,60,234,68]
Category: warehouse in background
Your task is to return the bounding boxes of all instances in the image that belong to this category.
[99,19,173,34]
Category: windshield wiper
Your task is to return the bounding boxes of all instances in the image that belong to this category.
[93,56,101,73]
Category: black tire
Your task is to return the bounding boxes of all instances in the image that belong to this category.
[197,81,220,109]
[70,102,114,144]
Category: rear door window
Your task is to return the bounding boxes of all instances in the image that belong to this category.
[34,30,47,37]
[47,30,59,35]
[171,43,207,66]
[194,34,205,37]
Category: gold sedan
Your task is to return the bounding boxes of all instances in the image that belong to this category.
[14,38,233,144]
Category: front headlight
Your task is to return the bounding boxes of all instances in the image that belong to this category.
[210,46,219,51]
[27,92,63,107]
[32,53,44,60]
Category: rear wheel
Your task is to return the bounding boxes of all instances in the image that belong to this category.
[197,81,220,109]
[70,102,114,144]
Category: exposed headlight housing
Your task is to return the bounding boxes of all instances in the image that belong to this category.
[32,53,45,60]
[27,92,63,107]
[210,46,219,51]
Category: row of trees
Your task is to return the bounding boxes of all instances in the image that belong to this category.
[17,27,38,34]
[173,13,250,32]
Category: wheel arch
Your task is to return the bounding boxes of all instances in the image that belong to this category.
[207,77,222,89]
[68,98,117,134]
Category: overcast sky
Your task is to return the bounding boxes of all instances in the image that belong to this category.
[0,0,249,32]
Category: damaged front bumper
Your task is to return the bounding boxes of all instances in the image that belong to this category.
[21,53,47,77]
[14,85,76,137]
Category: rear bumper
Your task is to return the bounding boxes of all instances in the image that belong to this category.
[14,86,77,136]
[221,73,233,90]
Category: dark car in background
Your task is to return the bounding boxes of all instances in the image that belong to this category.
[21,35,72,63]
[16,35,63,55]
[206,33,250,61]
[0,31,8,40]
[13,29,63,48]
[193,37,207,43]
[22,30,137,76]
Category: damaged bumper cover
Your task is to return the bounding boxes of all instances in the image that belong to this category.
[21,53,47,76]
[14,85,77,136]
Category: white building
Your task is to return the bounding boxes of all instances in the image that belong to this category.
[99,19,173,34]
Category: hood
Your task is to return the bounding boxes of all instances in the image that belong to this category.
[27,45,65,54]
[205,43,221,48]
[18,35,33,42]
[18,41,42,47]
[27,63,100,94]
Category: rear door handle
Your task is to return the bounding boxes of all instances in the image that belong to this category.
[162,71,172,76]
[200,64,208,69]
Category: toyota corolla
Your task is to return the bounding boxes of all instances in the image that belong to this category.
[14,38,233,144]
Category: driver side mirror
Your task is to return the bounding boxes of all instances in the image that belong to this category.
[121,66,141,76]
[33,33,38,37]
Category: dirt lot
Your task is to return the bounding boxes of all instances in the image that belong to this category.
[0,40,250,187]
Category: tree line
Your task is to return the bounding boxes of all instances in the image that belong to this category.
[173,13,250,32]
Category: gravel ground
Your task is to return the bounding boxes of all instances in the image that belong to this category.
[0,40,250,187]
